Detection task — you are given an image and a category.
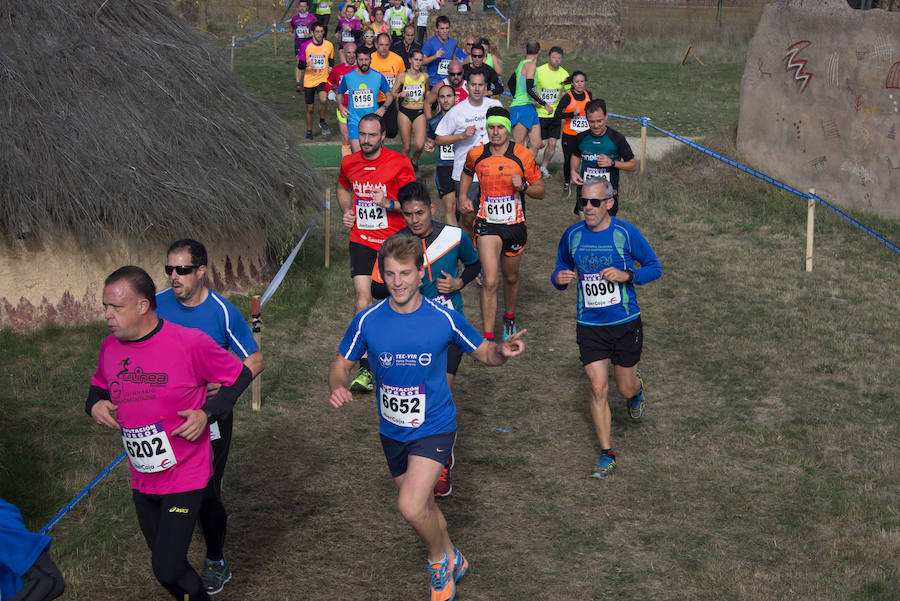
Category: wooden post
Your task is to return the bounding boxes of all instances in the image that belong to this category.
[230,36,235,70]
[325,187,332,268]
[273,23,277,55]
[506,20,511,50]
[680,45,692,66]
[640,121,648,174]
[805,188,816,273]
[250,296,262,410]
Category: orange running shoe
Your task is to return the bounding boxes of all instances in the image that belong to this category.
[428,552,455,601]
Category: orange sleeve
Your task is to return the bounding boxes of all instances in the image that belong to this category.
[463,145,479,176]
[519,145,541,183]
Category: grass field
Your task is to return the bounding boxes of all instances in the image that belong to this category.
[3,1,900,600]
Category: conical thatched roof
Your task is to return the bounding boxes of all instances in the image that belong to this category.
[0,0,318,249]
[512,0,624,52]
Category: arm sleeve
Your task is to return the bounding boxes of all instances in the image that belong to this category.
[462,147,477,176]
[552,94,571,120]
[201,365,253,420]
[526,78,543,105]
[85,385,109,416]
[459,260,480,286]
[490,68,504,95]
[550,231,575,290]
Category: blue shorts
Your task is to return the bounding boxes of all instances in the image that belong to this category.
[347,121,359,140]
[510,104,540,129]
[380,431,456,477]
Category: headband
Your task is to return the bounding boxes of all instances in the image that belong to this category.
[485,115,511,133]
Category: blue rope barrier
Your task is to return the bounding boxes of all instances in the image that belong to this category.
[491,6,508,21]
[39,452,127,535]
[811,194,900,255]
[261,212,319,308]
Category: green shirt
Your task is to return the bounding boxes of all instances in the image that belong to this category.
[510,59,535,108]
[315,0,332,15]
[535,63,570,118]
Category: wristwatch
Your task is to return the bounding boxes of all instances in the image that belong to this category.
[520,180,529,193]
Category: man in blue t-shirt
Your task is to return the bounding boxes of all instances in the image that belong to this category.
[421,15,457,85]
[551,178,661,480]
[328,235,525,601]
[155,238,265,596]
[0,498,64,601]
[337,45,394,152]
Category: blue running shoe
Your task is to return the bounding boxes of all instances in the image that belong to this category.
[628,371,645,420]
[502,317,517,341]
[591,453,617,479]
[428,552,455,601]
[452,547,468,582]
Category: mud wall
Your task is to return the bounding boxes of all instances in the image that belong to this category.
[737,1,900,219]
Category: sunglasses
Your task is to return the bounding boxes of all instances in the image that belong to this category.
[448,71,463,76]
[364,34,375,38]
[470,53,483,58]
[165,265,199,276]
[580,197,613,208]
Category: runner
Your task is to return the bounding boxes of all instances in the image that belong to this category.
[422,15,457,86]
[336,46,393,152]
[551,177,661,479]
[0,498,65,601]
[370,32,406,139]
[314,0,334,33]
[423,58,467,118]
[424,85,460,224]
[454,36,475,63]
[369,5,389,35]
[462,43,503,97]
[535,46,570,178]
[369,181,481,498]
[414,0,443,44]
[569,98,636,216]
[386,0,413,42]
[391,23,422,68]
[360,26,377,53]
[459,106,545,341]
[291,0,318,92]
[328,41,359,156]
[479,37,502,76]
[328,234,525,601]
[552,70,591,197]
[302,23,335,140]
[337,113,416,391]
[508,40,543,158]
[393,49,429,174]
[86,266,252,601]
[433,70,501,237]
[154,239,265,596]
[335,4,362,63]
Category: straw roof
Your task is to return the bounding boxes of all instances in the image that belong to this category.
[512,0,624,52]
[0,0,317,250]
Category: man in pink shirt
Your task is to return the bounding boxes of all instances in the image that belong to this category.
[86,266,251,601]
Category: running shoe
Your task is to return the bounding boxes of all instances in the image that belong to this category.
[591,453,617,479]
[452,547,468,583]
[627,370,645,420]
[304,130,313,140]
[502,316,517,341]
[428,552,455,601]
[434,450,454,497]
[349,367,374,393]
[563,182,570,197]
[476,270,483,286]
[540,165,552,179]
[319,120,331,137]
[202,557,232,595]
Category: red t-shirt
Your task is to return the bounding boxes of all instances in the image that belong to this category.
[91,321,244,495]
[338,148,416,249]
[328,62,357,106]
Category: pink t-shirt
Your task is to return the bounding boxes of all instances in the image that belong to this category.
[91,320,244,495]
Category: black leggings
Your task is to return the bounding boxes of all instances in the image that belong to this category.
[562,133,578,185]
[8,551,65,601]
[132,488,209,601]
[198,412,232,561]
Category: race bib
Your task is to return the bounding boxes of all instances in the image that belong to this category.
[389,16,404,30]
[310,54,327,70]
[457,3,468,11]
[540,88,559,104]
[583,166,610,182]
[437,59,450,76]
[386,74,396,88]
[484,194,516,224]
[417,10,429,26]
[352,88,375,108]
[356,198,387,229]
[296,25,309,39]
[342,29,355,43]
[319,1,331,10]
[570,115,588,132]
[439,144,454,161]
[404,84,424,102]
[121,422,177,474]
[210,422,221,441]
[379,383,426,428]
[580,273,621,309]
[433,294,455,309]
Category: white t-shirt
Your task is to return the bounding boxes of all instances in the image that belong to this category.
[434,97,503,180]
[416,0,441,27]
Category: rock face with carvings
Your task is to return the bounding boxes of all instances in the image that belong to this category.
[737,0,900,219]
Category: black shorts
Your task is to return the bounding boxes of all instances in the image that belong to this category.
[455,180,481,214]
[349,241,378,278]
[435,165,455,197]
[380,431,456,477]
[576,317,643,368]
[473,220,527,257]
[304,82,327,104]
[446,343,462,375]
[540,117,562,140]
[398,105,424,122]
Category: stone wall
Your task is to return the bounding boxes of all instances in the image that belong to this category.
[736,0,900,219]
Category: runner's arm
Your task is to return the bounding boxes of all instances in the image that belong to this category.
[552,94,572,120]
[328,355,356,408]
[86,386,119,428]
[458,259,480,287]
[200,365,253,421]
[243,351,265,378]
[525,77,543,106]
[469,330,526,365]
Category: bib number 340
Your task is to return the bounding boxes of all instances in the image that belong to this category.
[379,384,426,428]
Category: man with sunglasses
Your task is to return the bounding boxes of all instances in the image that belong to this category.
[154,239,264,595]
[551,178,661,479]
[570,98,636,217]
[462,43,502,97]
[453,36,475,63]
[423,58,467,119]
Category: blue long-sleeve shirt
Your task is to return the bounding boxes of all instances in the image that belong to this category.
[551,218,662,326]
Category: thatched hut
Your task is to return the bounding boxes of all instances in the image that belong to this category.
[0,0,319,330]
[511,0,624,53]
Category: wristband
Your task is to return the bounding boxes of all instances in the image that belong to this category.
[388,198,395,211]
[625,268,634,283]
